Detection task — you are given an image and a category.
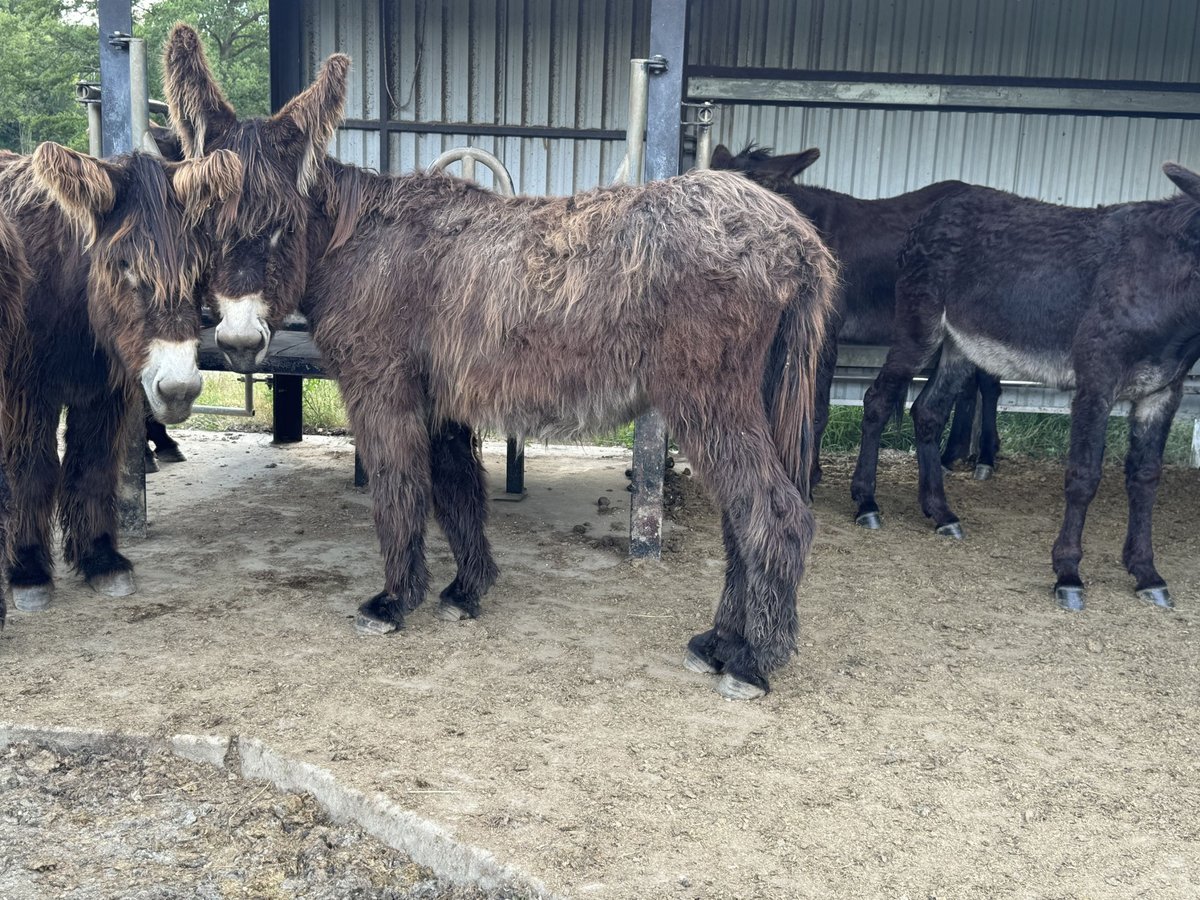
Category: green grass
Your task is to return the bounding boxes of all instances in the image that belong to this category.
[179,374,1194,466]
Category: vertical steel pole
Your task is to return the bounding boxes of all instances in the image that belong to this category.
[625,60,648,184]
[629,0,688,560]
[86,104,103,157]
[128,38,153,154]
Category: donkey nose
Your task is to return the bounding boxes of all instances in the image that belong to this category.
[215,329,268,374]
[156,371,203,406]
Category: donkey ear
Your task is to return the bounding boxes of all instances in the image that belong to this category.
[148,122,184,162]
[172,149,243,233]
[270,53,351,195]
[1164,162,1200,204]
[30,142,116,246]
[710,144,735,169]
[163,23,237,158]
[759,147,820,180]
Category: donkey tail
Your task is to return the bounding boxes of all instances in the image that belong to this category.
[763,235,838,501]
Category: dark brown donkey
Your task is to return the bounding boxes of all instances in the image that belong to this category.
[0,209,32,629]
[164,24,838,699]
[0,143,239,613]
[710,145,1003,489]
[851,165,1200,610]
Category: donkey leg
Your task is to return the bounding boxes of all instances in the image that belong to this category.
[684,512,750,676]
[974,371,1002,479]
[146,414,186,464]
[808,334,839,490]
[912,349,976,537]
[850,360,917,529]
[940,375,978,472]
[60,394,136,597]
[7,399,61,612]
[1121,385,1181,608]
[344,383,433,635]
[429,421,498,621]
[1050,387,1116,611]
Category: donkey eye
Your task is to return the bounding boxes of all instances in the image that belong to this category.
[118,259,131,270]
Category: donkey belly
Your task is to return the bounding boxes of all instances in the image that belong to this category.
[944,320,1075,389]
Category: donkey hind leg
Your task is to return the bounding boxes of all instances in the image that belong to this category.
[1050,385,1117,611]
[674,410,813,699]
[347,386,433,635]
[940,374,979,473]
[684,512,749,677]
[1121,385,1182,609]
[146,413,186,464]
[808,333,839,489]
[911,347,977,538]
[7,398,62,612]
[973,371,1002,479]
[60,395,136,597]
[429,421,498,621]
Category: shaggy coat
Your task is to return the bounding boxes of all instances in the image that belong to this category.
[710,144,1002,478]
[163,24,839,697]
[851,166,1200,607]
[0,210,31,628]
[0,145,238,610]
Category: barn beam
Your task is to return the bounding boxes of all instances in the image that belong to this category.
[629,0,688,560]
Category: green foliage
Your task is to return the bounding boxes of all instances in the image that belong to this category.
[0,0,268,155]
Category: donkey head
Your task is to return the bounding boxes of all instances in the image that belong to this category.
[710,144,821,187]
[163,23,349,372]
[32,142,242,423]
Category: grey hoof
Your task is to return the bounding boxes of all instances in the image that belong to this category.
[12,584,53,612]
[154,447,187,464]
[436,601,471,622]
[973,464,994,481]
[1055,585,1085,611]
[1135,586,1173,609]
[683,650,718,675]
[89,570,135,598]
[354,612,399,635]
[855,511,882,529]
[143,452,160,474]
[716,673,766,701]
[935,521,964,539]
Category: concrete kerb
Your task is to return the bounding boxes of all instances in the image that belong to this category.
[0,721,553,897]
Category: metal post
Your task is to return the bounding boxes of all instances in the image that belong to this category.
[128,38,155,154]
[86,103,102,157]
[629,0,687,560]
[1191,418,1200,469]
[626,60,649,183]
[694,102,714,169]
[97,0,132,157]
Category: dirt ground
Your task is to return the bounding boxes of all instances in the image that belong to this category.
[0,739,531,899]
[2,432,1199,899]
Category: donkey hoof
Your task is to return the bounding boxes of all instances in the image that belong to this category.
[354,612,399,635]
[973,464,994,481]
[89,570,135,598]
[1055,585,1086,611]
[683,649,719,675]
[855,511,882,530]
[436,601,472,622]
[12,584,53,612]
[1135,586,1173,609]
[155,446,187,464]
[935,521,964,539]
[143,452,160,474]
[715,673,766,701]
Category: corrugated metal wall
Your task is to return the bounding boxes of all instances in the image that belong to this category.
[300,0,1200,204]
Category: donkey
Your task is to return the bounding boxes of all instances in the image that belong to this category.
[0,209,32,629]
[710,144,1003,485]
[0,143,239,611]
[164,24,838,699]
[851,165,1200,610]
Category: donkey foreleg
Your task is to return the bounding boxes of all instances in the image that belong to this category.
[1051,385,1117,611]
[6,398,62,611]
[346,383,433,634]
[808,334,839,490]
[429,421,498,621]
[975,371,1002,477]
[684,512,750,676]
[59,391,137,597]
[912,348,976,537]
[1121,385,1181,608]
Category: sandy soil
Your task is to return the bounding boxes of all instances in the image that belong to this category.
[2,432,1199,899]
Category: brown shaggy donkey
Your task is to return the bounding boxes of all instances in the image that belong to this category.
[0,144,239,613]
[0,210,32,629]
[164,24,837,699]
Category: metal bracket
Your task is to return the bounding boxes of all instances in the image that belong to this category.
[108,31,132,49]
[680,100,714,128]
[646,54,668,75]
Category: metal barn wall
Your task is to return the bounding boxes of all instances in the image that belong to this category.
[299,0,1200,203]
[691,0,1200,204]
[301,0,648,193]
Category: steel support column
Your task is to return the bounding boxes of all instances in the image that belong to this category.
[629,0,688,560]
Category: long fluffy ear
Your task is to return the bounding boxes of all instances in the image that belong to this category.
[30,142,116,246]
[270,53,350,195]
[163,23,237,158]
[172,149,243,234]
[756,147,821,180]
[709,144,735,169]
[1164,162,1200,204]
